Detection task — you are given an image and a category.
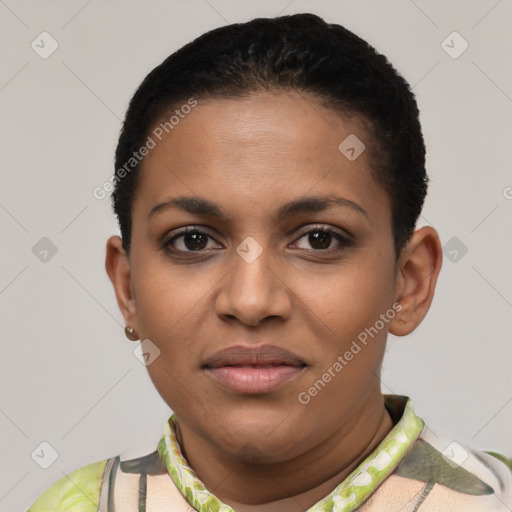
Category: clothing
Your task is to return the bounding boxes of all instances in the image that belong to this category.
[27,395,512,511]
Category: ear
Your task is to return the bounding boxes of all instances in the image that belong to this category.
[105,235,138,333]
[389,226,443,336]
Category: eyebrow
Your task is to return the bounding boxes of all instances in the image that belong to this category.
[147,194,369,222]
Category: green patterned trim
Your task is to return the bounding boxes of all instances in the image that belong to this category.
[157,395,424,512]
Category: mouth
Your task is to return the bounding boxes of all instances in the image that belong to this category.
[202,345,307,394]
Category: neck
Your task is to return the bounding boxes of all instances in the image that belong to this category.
[176,393,394,511]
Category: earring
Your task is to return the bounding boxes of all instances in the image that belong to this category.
[124,325,139,341]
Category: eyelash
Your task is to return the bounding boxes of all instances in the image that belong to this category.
[161,225,353,255]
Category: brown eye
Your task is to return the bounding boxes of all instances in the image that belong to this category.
[307,231,332,250]
[180,232,209,250]
[164,227,220,253]
[293,226,353,252]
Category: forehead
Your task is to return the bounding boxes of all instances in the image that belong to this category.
[134,92,391,226]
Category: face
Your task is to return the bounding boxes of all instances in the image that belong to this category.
[115,91,403,461]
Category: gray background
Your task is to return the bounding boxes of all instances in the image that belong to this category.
[1,1,511,510]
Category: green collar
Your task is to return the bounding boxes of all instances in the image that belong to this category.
[157,395,424,512]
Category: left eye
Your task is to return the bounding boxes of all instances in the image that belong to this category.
[293,228,352,251]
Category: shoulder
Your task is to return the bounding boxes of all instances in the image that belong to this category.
[27,458,109,512]
[366,426,512,511]
[27,449,191,512]
[485,451,512,472]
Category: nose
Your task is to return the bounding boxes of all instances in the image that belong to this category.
[215,241,292,327]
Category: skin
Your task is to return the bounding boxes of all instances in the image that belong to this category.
[106,91,442,511]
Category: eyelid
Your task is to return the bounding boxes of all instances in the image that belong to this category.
[167,225,217,236]
[293,223,352,239]
[163,225,222,246]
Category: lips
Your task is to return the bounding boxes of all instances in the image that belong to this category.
[202,345,306,394]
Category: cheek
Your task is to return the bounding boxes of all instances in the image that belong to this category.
[132,266,212,410]
[130,256,210,353]
[299,263,394,410]
[314,258,395,338]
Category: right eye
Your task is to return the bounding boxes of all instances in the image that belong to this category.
[163,226,222,253]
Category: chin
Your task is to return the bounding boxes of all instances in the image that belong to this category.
[211,409,306,462]
[227,436,301,465]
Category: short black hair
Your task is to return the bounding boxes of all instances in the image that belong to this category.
[112,13,427,255]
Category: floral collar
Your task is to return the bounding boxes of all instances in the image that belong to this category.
[157,395,424,512]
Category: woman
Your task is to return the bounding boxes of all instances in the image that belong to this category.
[27,13,511,512]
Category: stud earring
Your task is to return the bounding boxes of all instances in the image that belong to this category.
[124,325,139,341]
